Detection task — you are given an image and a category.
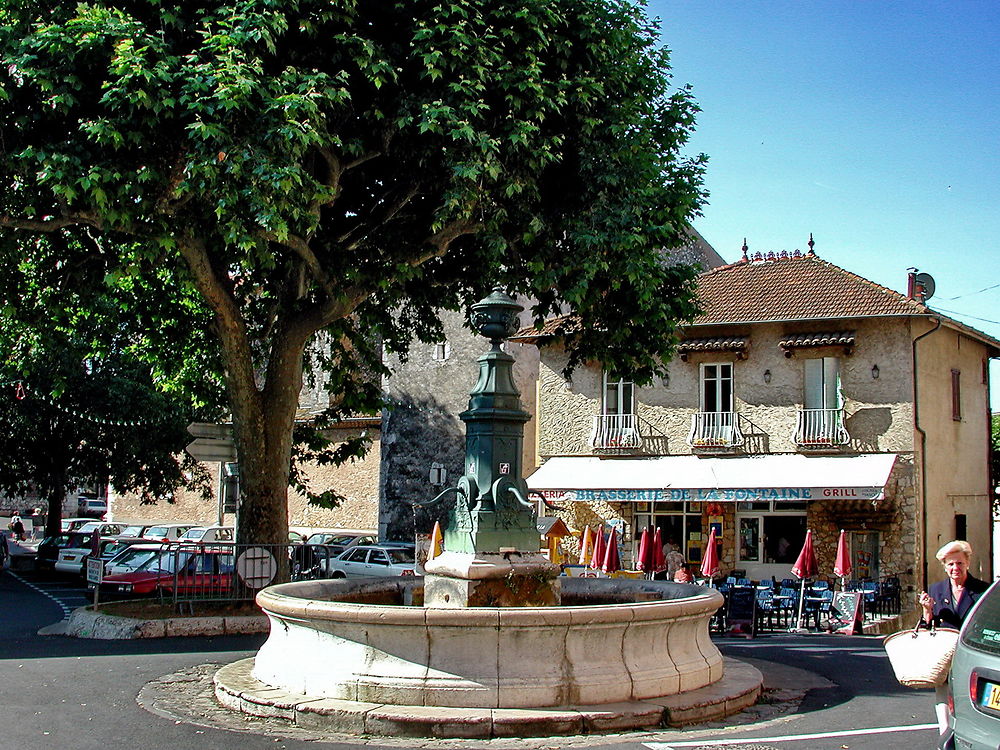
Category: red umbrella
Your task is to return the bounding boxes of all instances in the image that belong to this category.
[652,526,666,573]
[700,527,720,580]
[791,529,818,630]
[601,526,621,575]
[833,529,852,586]
[791,529,818,579]
[590,526,606,571]
[636,526,654,574]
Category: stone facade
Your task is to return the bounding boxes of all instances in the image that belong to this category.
[525,295,995,601]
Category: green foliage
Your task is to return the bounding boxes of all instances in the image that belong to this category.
[0,0,707,541]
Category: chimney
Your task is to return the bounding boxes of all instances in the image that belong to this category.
[907,268,918,300]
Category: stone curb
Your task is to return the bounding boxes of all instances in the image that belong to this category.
[213,656,762,738]
[48,605,270,639]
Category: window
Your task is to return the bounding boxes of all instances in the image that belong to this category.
[804,357,841,410]
[433,342,450,361]
[951,369,961,421]
[700,363,733,412]
[736,514,806,564]
[603,374,635,415]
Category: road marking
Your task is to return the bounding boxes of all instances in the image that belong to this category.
[644,723,937,748]
[6,571,78,620]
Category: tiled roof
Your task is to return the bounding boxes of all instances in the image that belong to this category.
[512,250,1000,351]
[694,251,928,324]
[677,336,749,358]
[779,331,856,351]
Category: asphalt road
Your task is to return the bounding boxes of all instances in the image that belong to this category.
[0,568,940,750]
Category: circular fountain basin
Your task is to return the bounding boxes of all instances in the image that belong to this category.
[251,577,724,709]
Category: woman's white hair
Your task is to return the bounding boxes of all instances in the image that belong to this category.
[936,540,972,563]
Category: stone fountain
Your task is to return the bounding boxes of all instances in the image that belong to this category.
[215,290,762,738]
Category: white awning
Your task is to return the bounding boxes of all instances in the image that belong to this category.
[527,453,898,503]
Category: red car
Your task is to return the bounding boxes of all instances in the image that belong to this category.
[99,547,235,598]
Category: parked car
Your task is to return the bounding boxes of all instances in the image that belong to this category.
[77,495,108,518]
[54,535,135,577]
[944,579,1000,749]
[99,546,234,598]
[179,526,234,543]
[322,544,418,578]
[60,518,93,533]
[103,543,169,577]
[116,524,154,538]
[141,523,197,543]
[36,531,95,570]
[305,531,377,556]
[76,521,127,538]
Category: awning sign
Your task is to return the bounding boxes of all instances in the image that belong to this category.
[570,487,882,502]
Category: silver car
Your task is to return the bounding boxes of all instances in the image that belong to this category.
[322,544,417,578]
[944,579,1000,749]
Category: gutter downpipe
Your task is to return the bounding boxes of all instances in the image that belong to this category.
[913,316,941,591]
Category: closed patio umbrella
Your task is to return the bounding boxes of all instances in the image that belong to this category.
[652,526,666,575]
[590,526,606,571]
[833,529,851,590]
[578,526,594,566]
[636,526,654,577]
[791,529,818,630]
[429,521,444,561]
[700,527,720,582]
[601,526,621,575]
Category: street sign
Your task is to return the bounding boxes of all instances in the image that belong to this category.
[186,422,236,462]
[186,438,237,463]
[86,557,103,585]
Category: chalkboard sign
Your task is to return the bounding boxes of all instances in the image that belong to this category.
[831,591,863,634]
[727,589,758,638]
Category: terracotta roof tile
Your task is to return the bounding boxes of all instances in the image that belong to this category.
[677,336,749,354]
[694,252,928,324]
[779,331,856,350]
[512,251,1000,351]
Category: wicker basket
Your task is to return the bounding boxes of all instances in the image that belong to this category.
[883,623,960,688]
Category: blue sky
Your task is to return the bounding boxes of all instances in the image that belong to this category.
[647,1,1000,407]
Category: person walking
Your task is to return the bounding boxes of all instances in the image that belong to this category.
[0,530,9,570]
[917,540,989,735]
[9,515,25,542]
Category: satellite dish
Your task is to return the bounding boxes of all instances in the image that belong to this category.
[914,272,936,302]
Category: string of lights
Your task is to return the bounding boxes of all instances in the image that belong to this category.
[1,378,162,427]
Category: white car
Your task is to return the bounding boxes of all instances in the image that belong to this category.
[180,526,234,543]
[103,543,170,577]
[76,521,127,537]
[141,524,197,543]
[322,544,418,578]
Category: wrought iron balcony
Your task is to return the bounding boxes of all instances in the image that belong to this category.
[589,413,642,450]
[794,407,850,447]
[687,411,744,449]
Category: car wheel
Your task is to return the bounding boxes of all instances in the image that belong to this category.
[331,571,346,579]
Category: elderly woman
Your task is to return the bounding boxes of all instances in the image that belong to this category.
[917,540,990,735]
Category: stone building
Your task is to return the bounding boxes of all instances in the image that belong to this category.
[377,230,725,541]
[517,245,998,598]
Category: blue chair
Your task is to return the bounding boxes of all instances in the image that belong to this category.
[736,577,752,587]
[811,580,830,591]
[755,589,779,630]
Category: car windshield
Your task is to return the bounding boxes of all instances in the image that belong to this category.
[119,526,145,538]
[145,527,172,538]
[962,583,1000,656]
[136,549,193,573]
[108,547,161,568]
[78,522,100,534]
[387,549,415,564]
[180,528,205,540]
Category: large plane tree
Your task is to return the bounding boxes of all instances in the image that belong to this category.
[0,0,706,545]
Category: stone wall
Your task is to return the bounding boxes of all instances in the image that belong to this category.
[110,430,382,533]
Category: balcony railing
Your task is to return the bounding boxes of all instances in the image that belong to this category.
[590,413,642,450]
[687,411,744,449]
[794,407,850,447]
